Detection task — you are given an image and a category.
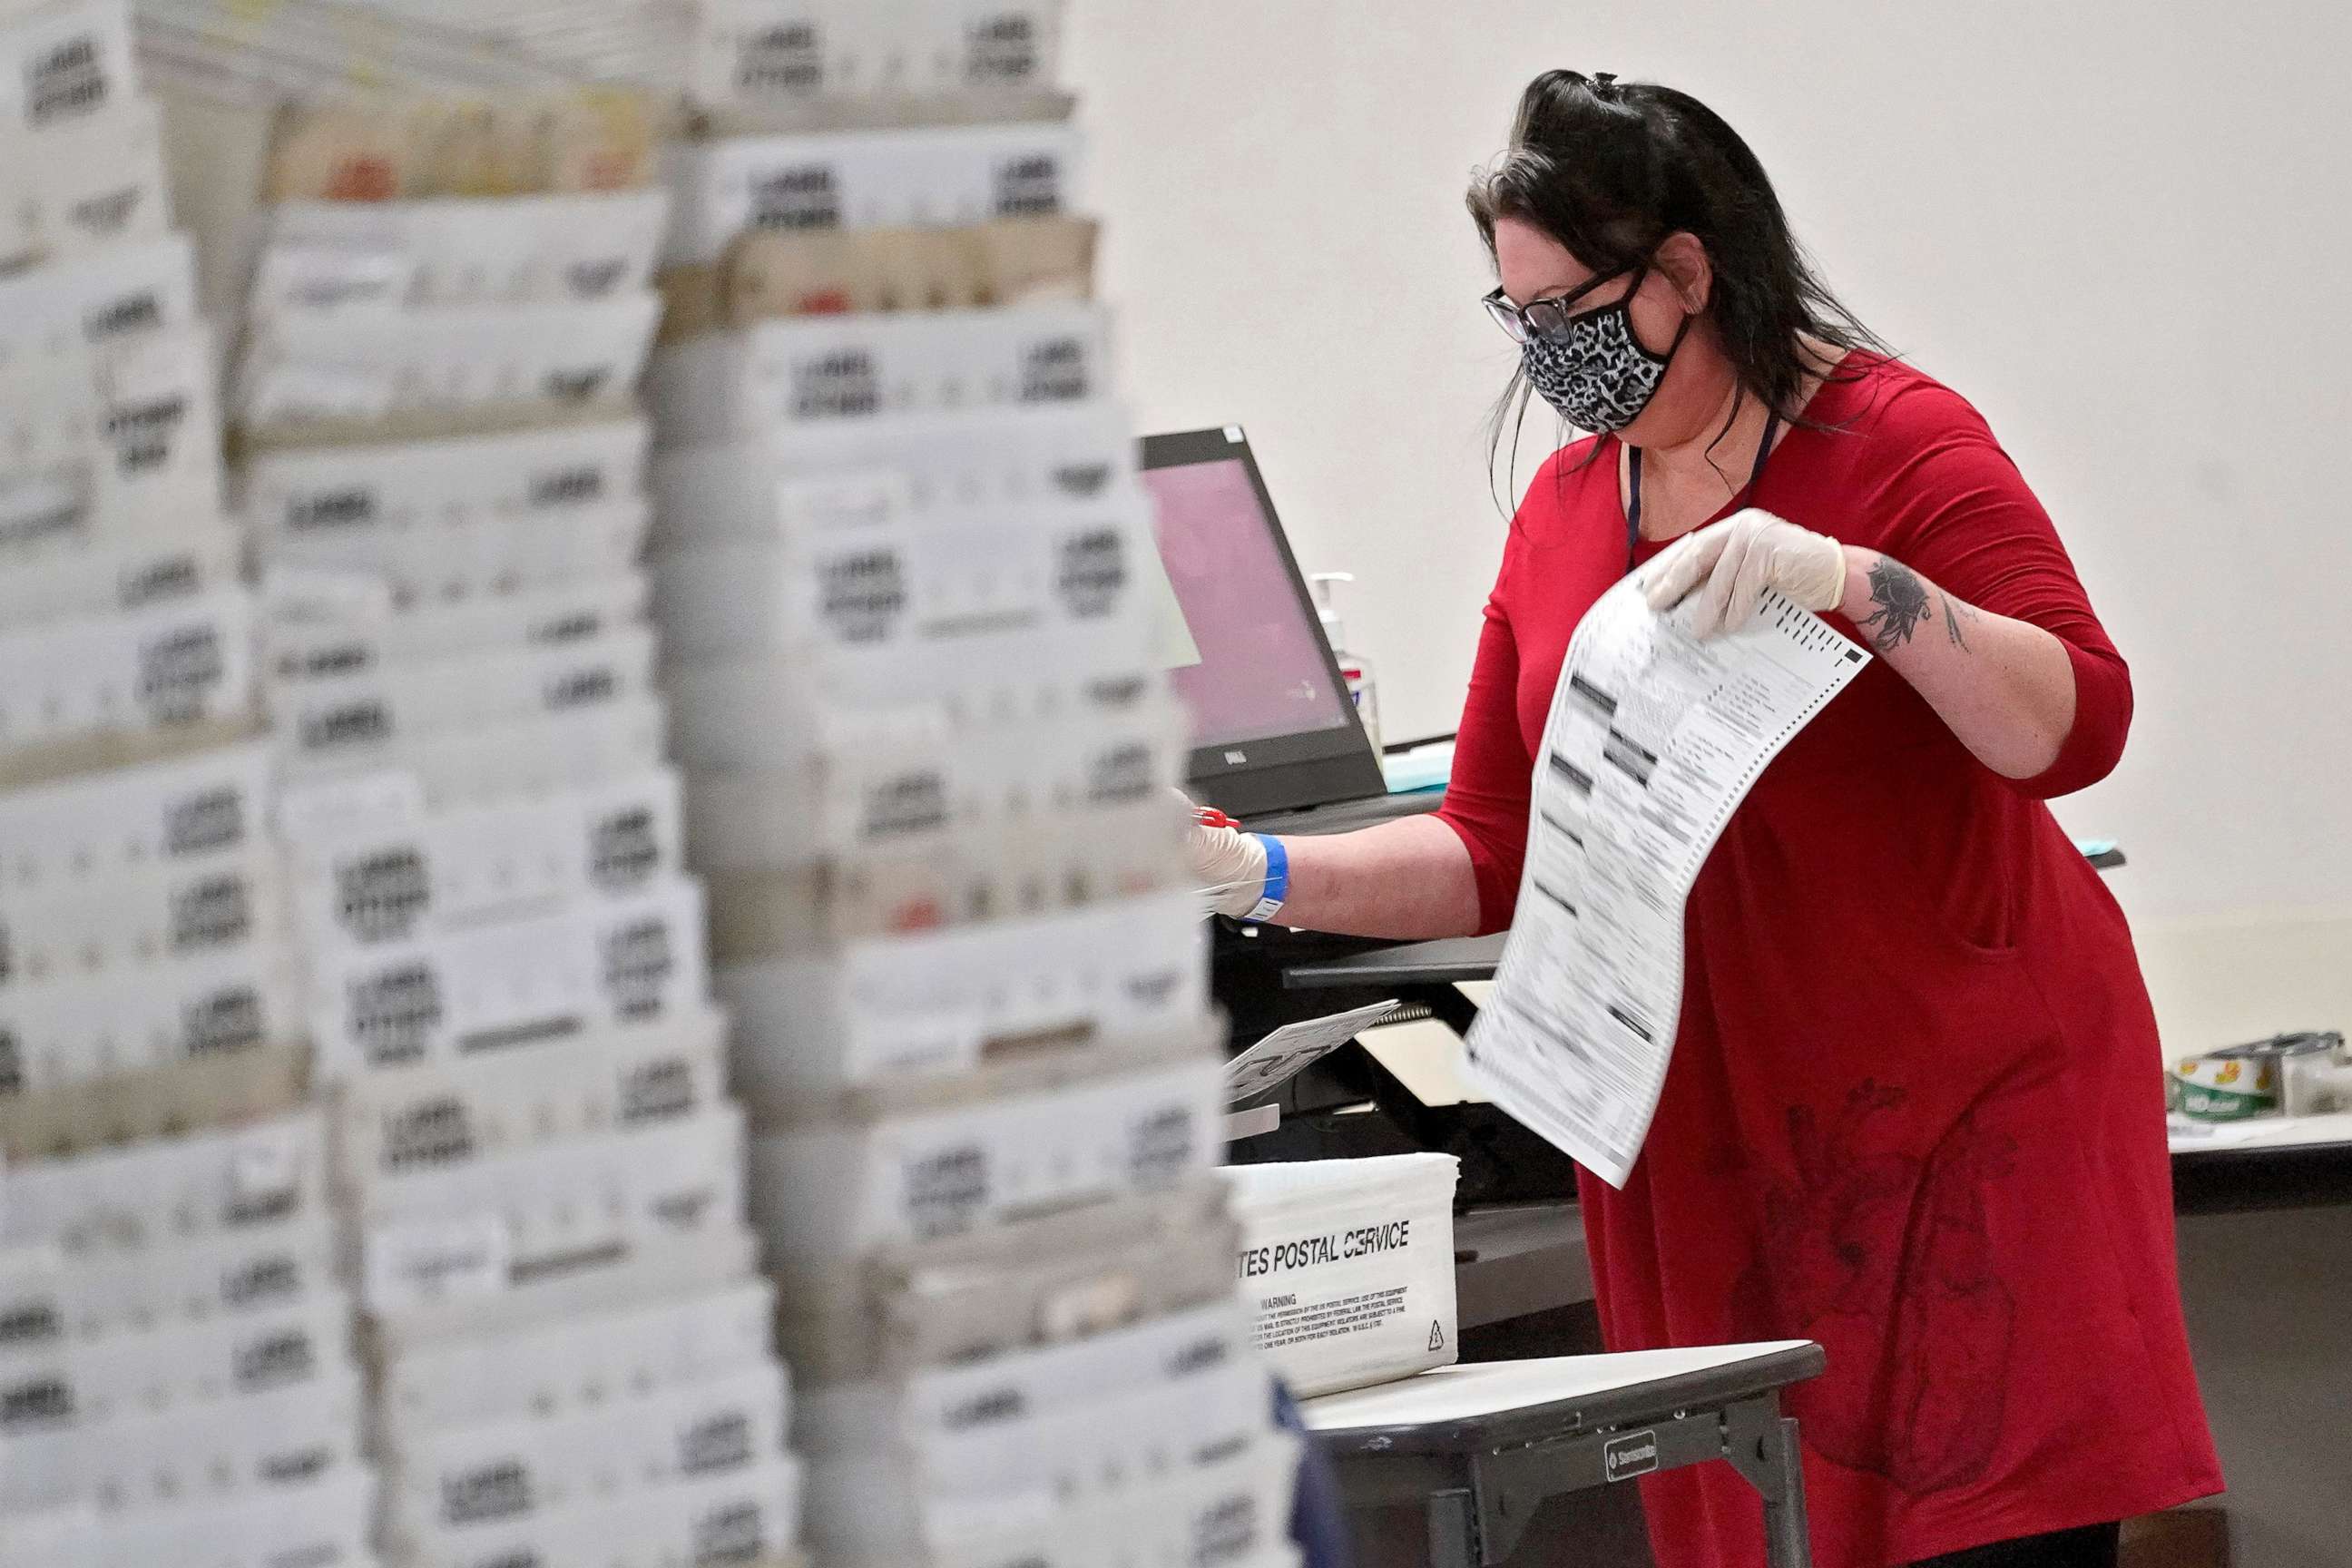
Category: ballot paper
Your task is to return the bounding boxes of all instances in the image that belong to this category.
[1223,1000,1406,1105]
[1465,580,1868,1186]
[2163,1115,2268,1152]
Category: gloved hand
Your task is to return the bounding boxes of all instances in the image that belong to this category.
[1640,507,1847,638]
[1179,791,1277,919]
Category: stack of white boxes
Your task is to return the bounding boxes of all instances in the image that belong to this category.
[684,0,1069,118]
[0,1115,369,1566]
[299,0,694,89]
[0,4,367,1564]
[206,69,800,1568]
[653,5,1301,1566]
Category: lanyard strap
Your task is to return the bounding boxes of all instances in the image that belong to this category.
[1624,409,1782,568]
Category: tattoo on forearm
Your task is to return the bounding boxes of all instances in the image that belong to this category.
[1858,558,1933,650]
[1942,593,1980,652]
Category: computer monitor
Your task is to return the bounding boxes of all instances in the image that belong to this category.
[1138,426,1387,816]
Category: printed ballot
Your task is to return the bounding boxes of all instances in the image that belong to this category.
[1465,579,1867,1186]
[1222,999,1407,1105]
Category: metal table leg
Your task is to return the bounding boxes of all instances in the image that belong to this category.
[1723,1396,1815,1568]
[1427,1486,1478,1568]
[1327,1381,1818,1568]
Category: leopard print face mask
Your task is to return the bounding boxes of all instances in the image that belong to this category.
[1519,270,1692,433]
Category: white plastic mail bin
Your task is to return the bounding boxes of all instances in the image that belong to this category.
[1221,1152,1461,1398]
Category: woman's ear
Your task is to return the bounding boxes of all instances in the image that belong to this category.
[1654,230,1712,313]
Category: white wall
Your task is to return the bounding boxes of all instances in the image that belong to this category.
[1069,1,2352,960]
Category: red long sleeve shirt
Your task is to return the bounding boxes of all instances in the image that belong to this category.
[1437,356,2220,1567]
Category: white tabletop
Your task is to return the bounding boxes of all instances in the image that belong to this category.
[1299,1341,1816,1432]
[2169,1111,2352,1155]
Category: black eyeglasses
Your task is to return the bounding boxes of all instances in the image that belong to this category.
[1483,263,1640,344]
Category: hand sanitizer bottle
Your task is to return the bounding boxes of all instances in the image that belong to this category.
[1309,571,1380,755]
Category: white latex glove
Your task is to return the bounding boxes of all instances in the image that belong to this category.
[1177,790,1273,919]
[1640,508,1847,638]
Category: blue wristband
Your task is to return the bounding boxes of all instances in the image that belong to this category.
[1243,833,1288,923]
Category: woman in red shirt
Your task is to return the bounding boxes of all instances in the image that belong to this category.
[1190,71,2220,1568]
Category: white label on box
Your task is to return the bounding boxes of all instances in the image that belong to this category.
[5,1289,349,1427]
[663,120,1080,263]
[230,1125,301,1210]
[0,1247,63,1351]
[649,401,1134,552]
[406,1452,796,1568]
[1,0,136,134]
[0,1503,93,1567]
[260,499,651,605]
[286,768,681,947]
[0,589,253,748]
[0,526,239,628]
[0,848,280,986]
[691,1,1065,108]
[0,942,297,1101]
[0,1110,325,1252]
[897,1297,1252,1438]
[648,302,1108,444]
[241,359,395,426]
[262,189,668,309]
[385,1363,787,1537]
[839,1004,981,1082]
[1,95,168,265]
[261,563,397,623]
[336,1008,727,1184]
[265,573,647,681]
[252,242,417,314]
[273,626,655,758]
[245,416,649,536]
[55,1215,336,1333]
[0,466,90,548]
[93,324,220,508]
[77,1452,372,1568]
[238,292,662,427]
[378,1275,775,1432]
[367,1212,509,1313]
[750,1044,1220,1257]
[775,467,909,532]
[0,233,193,359]
[281,696,670,811]
[274,769,424,841]
[307,879,705,1074]
[720,889,1203,1094]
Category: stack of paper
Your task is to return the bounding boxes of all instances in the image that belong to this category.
[0,6,360,1562]
[0,0,259,872]
[652,5,1298,1564]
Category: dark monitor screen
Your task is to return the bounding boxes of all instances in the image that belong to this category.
[1138,426,1384,815]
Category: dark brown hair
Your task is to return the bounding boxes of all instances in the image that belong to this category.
[1468,70,1891,495]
